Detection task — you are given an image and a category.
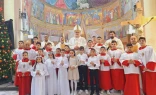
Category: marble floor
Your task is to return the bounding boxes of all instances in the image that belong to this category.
[0,91,121,95]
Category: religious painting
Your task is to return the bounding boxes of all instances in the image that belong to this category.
[120,0,133,15]
[82,9,102,26]
[63,11,81,26]
[0,0,4,16]
[103,1,121,23]
[86,28,104,40]
[31,0,44,20]
[22,0,33,31]
[44,6,63,25]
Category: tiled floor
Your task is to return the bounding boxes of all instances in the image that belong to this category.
[0,91,121,95]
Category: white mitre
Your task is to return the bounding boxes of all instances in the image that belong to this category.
[74,25,82,33]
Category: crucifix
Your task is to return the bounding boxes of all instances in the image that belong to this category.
[121,1,156,38]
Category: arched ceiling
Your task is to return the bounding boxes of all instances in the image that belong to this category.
[43,0,115,10]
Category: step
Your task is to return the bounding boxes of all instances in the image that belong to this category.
[0,82,18,91]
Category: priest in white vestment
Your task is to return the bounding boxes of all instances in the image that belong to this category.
[41,35,55,49]
[105,31,124,51]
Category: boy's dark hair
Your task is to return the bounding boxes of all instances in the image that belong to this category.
[109,31,116,34]
[47,42,52,45]
[33,36,38,39]
[61,49,65,51]
[36,42,41,46]
[38,48,43,51]
[65,45,70,48]
[97,36,102,39]
[111,40,117,44]
[88,40,92,42]
[19,41,24,44]
[101,46,106,49]
[79,46,84,50]
[23,51,28,55]
[126,43,133,47]
[139,37,146,41]
[56,48,61,51]
[90,48,95,51]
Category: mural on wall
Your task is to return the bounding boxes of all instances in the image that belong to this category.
[103,0,121,23]
[31,0,44,20]
[44,6,63,25]
[21,0,136,43]
[22,0,33,31]
[63,11,81,26]
[86,28,103,40]
[103,6,121,23]
[43,0,113,10]
[82,9,102,26]
[104,25,127,40]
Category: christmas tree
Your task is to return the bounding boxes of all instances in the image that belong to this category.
[0,14,15,84]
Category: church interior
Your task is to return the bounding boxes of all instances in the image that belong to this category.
[0,0,156,95]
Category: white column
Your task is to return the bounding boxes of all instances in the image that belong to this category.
[4,0,22,48]
[143,0,156,50]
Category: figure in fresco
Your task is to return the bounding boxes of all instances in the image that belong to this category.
[113,7,118,20]
[56,14,60,25]
[31,0,37,17]
[105,10,111,23]
[46,13,50,23]
[68,16,73,25]
[53,14,57,24]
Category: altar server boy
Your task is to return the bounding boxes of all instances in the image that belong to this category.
[57,49,70,95]
[17,51,32,95]
[44,42,53,60]
[138,37,156,95]
[87,48,100,95]
[94,36,104,53]
[14,41,24,86]
[120,43,141,95]
[98,47,112,95]
[23,41,36,66]
[108,40,125,94]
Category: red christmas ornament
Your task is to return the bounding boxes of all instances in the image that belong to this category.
[5,76,8,79]
[1,45,4,48]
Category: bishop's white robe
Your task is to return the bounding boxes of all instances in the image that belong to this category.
[31,63,49,95]
[57,56,70,95]
[45,58,58,95]
[104,37,124,51]
[69,36,87,49]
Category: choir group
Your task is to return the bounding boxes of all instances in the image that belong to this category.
[12,27,156,95]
